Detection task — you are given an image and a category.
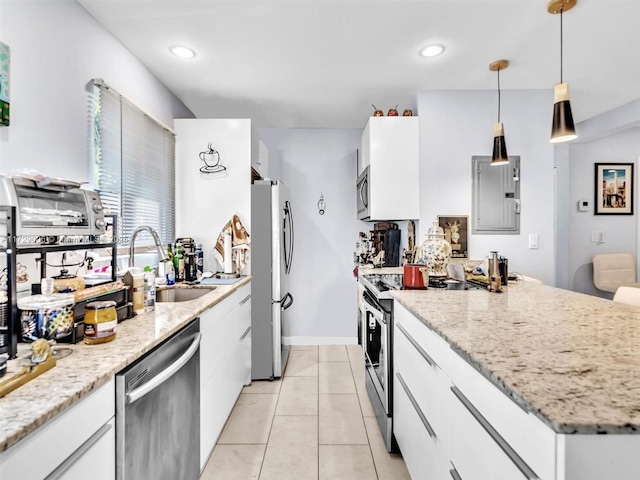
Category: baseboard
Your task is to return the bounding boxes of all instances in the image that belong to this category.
[284,336,358,346]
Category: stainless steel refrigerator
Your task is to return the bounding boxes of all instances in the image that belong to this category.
[251,180,294,380]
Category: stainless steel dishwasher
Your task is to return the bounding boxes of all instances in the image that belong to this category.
[116,319,201,480]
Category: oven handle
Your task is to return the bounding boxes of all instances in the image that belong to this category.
[363,293,387,325]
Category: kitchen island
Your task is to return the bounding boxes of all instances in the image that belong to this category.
[0,277,251,478]
[391,281,640,480]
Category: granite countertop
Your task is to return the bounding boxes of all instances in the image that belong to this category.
[0,277,251,453]
[391,281,640,434]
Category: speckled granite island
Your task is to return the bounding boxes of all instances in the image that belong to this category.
[390,281,640,480]
[0,277,251,477]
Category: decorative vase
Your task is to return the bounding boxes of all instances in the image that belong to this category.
[419,221,452,277]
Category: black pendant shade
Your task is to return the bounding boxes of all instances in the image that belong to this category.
[489,59,509,166]
[550,83,577,143]
[548,0,578,143]
[491,123,509,166]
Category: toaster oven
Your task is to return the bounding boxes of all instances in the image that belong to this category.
[0,175,107,243]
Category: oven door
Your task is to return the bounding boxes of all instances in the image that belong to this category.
[363,291,389,413]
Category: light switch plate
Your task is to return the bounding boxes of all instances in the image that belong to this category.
[528,233,539,249]
[591,231,606,243]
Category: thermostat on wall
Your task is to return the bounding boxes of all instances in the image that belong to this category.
[577,200,589,212]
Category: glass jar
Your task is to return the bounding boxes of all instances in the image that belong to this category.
[18,292,75,342]
[84,300,117,345]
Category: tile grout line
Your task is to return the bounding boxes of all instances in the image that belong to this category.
[347,346,381,480]
[257,375,285,479]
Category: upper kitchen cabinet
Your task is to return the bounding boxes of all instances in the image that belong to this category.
[357,116,420,221]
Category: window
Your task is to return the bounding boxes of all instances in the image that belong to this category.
[92,81,175,246]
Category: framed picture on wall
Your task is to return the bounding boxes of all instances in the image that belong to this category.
[438,215,468,258]
[0,42,9,126]
[595,163,634,215]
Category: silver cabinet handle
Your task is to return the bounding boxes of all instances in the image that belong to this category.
[450,386,539,480]
[127,333,202,405]
[239,326,251,341]
[240,294,251,305]
[396,323,436,367]
[449,466,463,480]
[396,372,436,438]
[46,421,112,480]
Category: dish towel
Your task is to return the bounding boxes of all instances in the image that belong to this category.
[214,215,250,272]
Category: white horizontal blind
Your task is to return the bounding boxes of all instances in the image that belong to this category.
[93,83,175,246]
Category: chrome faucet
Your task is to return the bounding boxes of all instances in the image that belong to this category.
[128,226,169,268]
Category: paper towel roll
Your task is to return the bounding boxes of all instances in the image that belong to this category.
[224,231,233,273]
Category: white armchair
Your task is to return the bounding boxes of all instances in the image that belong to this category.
[592,253,640,293]
[613,286,640,307]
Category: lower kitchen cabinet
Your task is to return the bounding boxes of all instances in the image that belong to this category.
[199,283,251,471]
[393,301,640,480]
[0,378,115,480]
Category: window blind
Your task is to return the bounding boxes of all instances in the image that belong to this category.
[93,83,175,246]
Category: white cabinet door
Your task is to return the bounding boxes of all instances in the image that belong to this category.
[0,379,115,480]
[365,116,419,221]
[199,285,252,470]
[393,368,450,480]
[53,418,116,480]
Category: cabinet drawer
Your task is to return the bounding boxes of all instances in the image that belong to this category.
[200,283,250,334]
[446,350,555,480]
[393,370,450,480]
[394,321,450,447]
[200,338,249,470]
[0,379,115,480]
[394,301,454,372]
[450,386,539,480]
[200,294,251,385]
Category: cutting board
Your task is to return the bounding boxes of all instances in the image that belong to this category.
[200,275,246,286]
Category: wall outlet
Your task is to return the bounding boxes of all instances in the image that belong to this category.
[528,233,539,249]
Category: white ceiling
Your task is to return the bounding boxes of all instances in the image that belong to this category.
[78,0,640,128]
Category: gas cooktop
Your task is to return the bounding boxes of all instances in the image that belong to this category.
[361,273,486,297]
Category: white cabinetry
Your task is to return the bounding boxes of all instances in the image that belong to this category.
[200,283,252,471]
[393,301,640,480]
[0,379,115,480]
[359,116,419,221]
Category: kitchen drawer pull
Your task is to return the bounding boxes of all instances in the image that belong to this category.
[450,386,539,480]
[449,466,463,480]
[45,422,112,480]
[396,372,436,438]
[240,294,251,305]
[239,326,251,341]
[396,323,436,367]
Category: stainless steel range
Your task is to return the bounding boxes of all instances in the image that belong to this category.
[359,272,483,453]
[360,273,401,453]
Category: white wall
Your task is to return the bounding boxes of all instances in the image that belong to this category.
[0,0,193,180]
[417,90,556,284]
[175,119,252,275]
[566,128,640,297]
[259,128,361,342]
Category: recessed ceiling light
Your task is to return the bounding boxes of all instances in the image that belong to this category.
[419,44,445,58]
[170,45,196,59]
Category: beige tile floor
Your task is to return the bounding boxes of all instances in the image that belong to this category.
[200,344,411,480]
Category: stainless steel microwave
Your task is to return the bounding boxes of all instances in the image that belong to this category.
[0,175,107,242]
[357,166,370,220]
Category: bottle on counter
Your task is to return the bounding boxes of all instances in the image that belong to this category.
[143,266,156,312]
[174,242,185,282]
[131,267,145,313]
[165,245,176,285]
[195,243,204,275]
[185,253,197,283]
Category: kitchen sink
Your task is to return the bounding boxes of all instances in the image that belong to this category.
[156,286,217,303]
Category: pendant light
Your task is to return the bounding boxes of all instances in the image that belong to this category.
[548,0,578,143]
[490,59,509,166]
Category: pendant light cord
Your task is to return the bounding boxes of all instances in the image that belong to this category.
[560,6,564,83]
[497,68,501,123]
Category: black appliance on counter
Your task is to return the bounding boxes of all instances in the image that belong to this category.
[359,273,484,453]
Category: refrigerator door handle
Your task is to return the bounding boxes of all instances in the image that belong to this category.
[281,292,294,310]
